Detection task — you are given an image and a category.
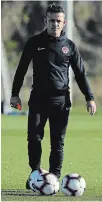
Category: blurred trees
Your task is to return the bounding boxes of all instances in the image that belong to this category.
[74,1,102,77]
[1,1,48,68]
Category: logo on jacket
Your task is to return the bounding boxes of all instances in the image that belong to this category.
[62,46,69,54]
[37,47,46,51]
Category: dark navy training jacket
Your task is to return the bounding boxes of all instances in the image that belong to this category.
[11,29,94,101]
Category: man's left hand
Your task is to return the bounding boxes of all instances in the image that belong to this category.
[86,100,96,116]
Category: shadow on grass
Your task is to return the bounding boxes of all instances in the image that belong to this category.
[1,189,102,201]
[1,189,39,196]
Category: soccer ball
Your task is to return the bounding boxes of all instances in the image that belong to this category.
[29,171,59,195]
[29,168,48,193]
[61,173,86,196]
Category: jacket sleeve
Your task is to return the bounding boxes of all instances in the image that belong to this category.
[70,42,94,101]
[11,37,34,96]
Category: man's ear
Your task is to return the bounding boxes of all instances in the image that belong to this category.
[64,19,66,27]
[44,17,47,25]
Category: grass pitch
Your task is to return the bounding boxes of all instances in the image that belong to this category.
[1,106,102,201]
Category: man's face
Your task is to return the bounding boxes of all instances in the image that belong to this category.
[45,12,66,37]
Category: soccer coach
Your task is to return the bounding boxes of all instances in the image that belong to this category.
[10,3,96,184]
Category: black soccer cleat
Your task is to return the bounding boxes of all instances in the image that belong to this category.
[26,179,30,190]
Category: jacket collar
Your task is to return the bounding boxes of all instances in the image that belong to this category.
[42,29,67,42]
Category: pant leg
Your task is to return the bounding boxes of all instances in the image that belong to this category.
[27,92,48,171]
[48,96,70,178]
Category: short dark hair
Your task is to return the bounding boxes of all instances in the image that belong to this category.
[46,3,65,15]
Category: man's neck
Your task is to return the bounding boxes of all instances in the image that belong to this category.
[47,30,62,38]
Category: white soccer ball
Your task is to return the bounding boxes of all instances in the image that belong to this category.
[30,171,59,195]
[29,168,48,194]
[61,173,86,196]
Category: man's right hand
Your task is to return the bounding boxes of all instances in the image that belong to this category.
[10,96,22,110]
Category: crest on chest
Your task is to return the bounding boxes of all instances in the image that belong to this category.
[62,46,69,54]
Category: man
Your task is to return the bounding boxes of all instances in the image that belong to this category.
[10,3,96,187]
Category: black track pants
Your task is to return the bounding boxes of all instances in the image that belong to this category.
[27,92,70,178]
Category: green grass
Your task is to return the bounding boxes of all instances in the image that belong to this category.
[1,106,102,201]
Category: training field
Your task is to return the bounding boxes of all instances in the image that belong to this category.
[1,106,102,201]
